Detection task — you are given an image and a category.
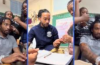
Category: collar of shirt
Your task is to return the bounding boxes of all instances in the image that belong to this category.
[0,34,9,39]
[38,22,50,29]
[90,35,100,40]
[79,24,88,29]
[83,26,88,29]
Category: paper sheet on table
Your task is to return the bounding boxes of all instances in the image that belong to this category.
[37,50,52,58]
[36,50,73,65]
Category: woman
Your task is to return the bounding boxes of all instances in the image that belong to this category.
[14,1,27,50]
[4,11,21,40]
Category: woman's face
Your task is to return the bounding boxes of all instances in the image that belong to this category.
[80,8,89,26]
[67,2,73,16]
[23,3,27,15]
[5,11,13,19]
[80,8,88,16]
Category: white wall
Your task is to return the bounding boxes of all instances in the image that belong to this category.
[29,0,52,18]
[0,0,24,13]
[52,0,70,15]
[79,0,100,14]
[28,0,52,27]
[0,0,10,13]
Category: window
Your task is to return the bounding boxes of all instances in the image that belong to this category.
[10,0,22,15]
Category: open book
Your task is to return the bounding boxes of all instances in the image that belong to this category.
[36,50,73,65]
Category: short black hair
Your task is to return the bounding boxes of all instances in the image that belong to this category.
[38,9,50,18]
[95,15,100,22]
[4,11,14,18]
[80,7,87,16]
[0,17,11,25]
[89,15,100,34]
[67,0,73,6]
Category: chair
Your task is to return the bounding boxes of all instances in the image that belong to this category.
[75,46,80,60]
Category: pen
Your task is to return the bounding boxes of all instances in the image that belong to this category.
[44,53,52,58]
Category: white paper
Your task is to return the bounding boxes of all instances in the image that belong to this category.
[36,50,73,65]
[56,17,73,38]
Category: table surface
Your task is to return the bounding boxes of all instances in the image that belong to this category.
[75,60,92,65]
[0,64,11,65]
[36,50,73,65]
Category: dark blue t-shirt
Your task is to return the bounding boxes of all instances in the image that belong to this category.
[28,23,59,51]
[20,20,27,43]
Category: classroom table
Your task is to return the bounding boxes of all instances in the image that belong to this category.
[75,60,92,65]
[35,50,73,65]
[0,64,11,65]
